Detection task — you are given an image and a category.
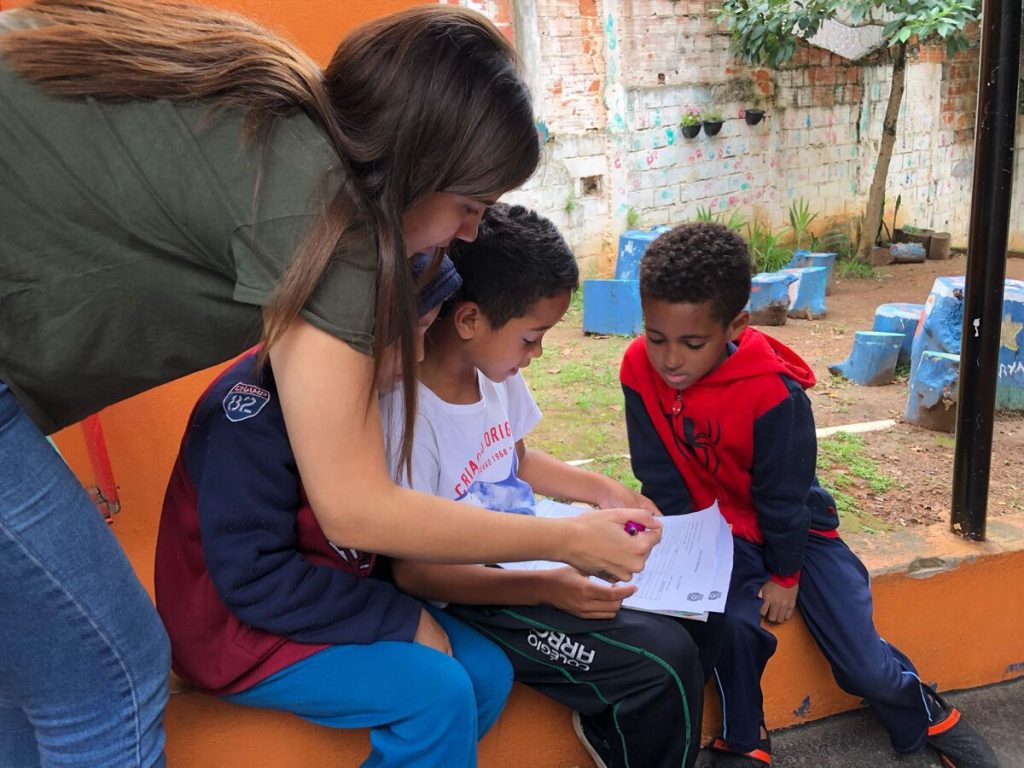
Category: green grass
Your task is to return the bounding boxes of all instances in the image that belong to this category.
[894,360,912,383]
[816,432,896,533]
[589,455,641,492]
[835,259,877,279]
[523,328,631,464]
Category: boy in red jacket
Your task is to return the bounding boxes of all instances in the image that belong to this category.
[619,222,996,768]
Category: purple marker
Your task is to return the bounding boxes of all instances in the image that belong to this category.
[624,520,646,536]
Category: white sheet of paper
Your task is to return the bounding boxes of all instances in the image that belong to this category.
[498,499,733,617]
[616,503,725,616]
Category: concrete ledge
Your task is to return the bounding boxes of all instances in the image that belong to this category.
[166,677,590,767]
[160,514,1024,766]
[753,512,1024,735]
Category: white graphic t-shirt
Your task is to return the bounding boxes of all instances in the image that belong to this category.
[381,371,542,513]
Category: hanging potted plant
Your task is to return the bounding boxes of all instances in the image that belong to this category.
[680,107,702,139]
[702,108,724,137]
[743,105,765,125]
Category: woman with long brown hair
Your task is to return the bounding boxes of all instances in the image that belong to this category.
[0,1,660,764]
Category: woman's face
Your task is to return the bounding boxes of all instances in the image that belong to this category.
[402,192,497,256]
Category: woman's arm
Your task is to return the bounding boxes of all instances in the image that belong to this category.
[391,561,636,620]
[270,318,660,581]
[182,356,422,646]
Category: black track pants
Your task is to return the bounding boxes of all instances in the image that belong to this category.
[447,604,723,768]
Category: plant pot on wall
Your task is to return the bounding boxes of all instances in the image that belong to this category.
[681,123,702,139]
[744,109,765,125]
[703,120,723,136]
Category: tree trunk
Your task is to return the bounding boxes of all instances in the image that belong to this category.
[856,42,907,262]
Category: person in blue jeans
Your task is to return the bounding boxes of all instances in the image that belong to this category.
[0,2,655,765]
[156,255,513,767]
[0,386,170,767]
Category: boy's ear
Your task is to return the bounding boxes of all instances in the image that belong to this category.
[727,310,750,342]
[452,302,483,340]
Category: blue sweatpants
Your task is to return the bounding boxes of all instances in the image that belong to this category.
[714,535,935,754]
[224,607,512,768]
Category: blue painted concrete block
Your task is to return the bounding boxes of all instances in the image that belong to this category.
[872,303,924,367]
[783,266,828,320]
[746,271,797,326]
[904,351,960,432]
[829,331,904,386]
[582,279,643,336]
[907,276,1024,413]
[614,230,660,280]
[788,252,837,295]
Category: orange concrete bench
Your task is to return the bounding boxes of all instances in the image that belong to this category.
[52,400,1024,767]
[164,517,1024,767]
[168,674,593,766]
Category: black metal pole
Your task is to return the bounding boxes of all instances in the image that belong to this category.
[950,0,1022,540]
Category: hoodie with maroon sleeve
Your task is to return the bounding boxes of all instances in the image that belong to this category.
[154,351,422,696]
[620,328,839,587]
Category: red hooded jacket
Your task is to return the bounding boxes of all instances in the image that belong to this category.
[620,328,839,585]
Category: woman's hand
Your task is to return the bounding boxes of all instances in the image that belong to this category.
[413,608,452,655]
[562,508,661,582]
[543,567,636,619]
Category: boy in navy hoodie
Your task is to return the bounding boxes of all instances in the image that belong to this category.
[155,254,512,768]
[619,222,997,768]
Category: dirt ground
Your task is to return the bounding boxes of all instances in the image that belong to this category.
[766,255,1024,527]
[540,254,1024,530]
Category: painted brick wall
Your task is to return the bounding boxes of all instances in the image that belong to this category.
[493,0,1022,270]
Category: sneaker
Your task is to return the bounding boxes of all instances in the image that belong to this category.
[707,736,773,766]
[572,710,610,768]
[926,690,999,768]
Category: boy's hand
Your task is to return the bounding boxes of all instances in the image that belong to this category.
[595,479,662,517]
[758,580,798,624]
[414,608,452,655]
[545,567,637,619]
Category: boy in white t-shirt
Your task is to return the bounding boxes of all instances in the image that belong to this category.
[382,204,722,768]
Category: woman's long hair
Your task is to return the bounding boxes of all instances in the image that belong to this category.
[1,0,540,471]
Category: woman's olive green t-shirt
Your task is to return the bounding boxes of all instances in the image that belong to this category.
[0,9,376,434]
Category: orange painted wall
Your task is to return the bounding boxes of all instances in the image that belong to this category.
[0,0,423,64]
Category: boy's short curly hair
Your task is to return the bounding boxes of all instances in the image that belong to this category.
[639,222,752,325]
[446,203,579,328]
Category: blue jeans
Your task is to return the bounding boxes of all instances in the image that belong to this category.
[0,383,170,767]
[225,607,513,768]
